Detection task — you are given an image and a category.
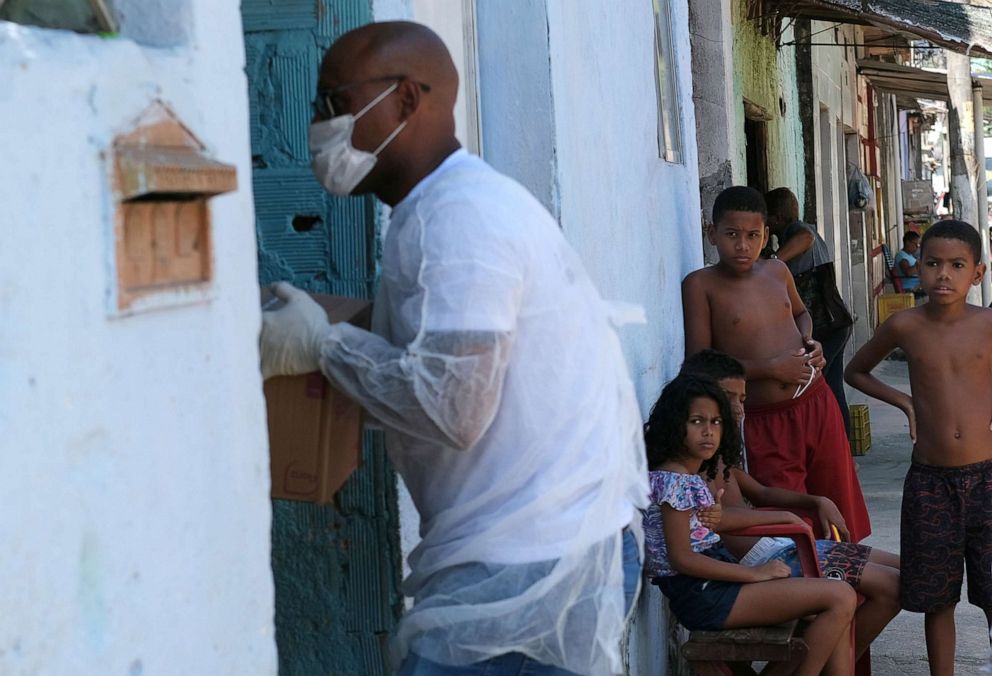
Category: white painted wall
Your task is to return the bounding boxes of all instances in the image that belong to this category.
[811,22,859,313]
[547,0,701,407]
[0,5,276,674]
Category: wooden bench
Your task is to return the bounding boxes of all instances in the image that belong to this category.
[682,620,807,675]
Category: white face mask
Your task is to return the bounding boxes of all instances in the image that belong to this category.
[308,81,408,196]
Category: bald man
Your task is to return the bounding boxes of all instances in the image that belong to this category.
[260,22,647,676]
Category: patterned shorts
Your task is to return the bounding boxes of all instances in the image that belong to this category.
[900,458,992,612]
[772,540,872,588]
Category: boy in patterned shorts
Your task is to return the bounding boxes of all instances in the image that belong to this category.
[846,220,992,675]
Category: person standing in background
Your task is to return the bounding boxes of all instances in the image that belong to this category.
[765,187,855,439]
[894,231,922,292]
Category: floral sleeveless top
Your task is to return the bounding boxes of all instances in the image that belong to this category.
[642,470,721,577]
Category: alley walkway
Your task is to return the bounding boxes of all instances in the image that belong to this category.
[850,359,990,674]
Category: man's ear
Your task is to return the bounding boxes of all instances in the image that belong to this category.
[395,78,422,121]
[705,223,717,245]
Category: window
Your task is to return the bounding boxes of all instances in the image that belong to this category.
[652,0,682,164]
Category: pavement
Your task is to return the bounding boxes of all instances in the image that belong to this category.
[847,358,991,674]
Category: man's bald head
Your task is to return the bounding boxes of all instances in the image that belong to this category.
[320,21,458,111]
[314,21,462,205]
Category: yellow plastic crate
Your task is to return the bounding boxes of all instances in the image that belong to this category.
[878,293,915,324]
[849,404,871,455]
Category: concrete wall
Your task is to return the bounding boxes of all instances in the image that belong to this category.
[810,22,859,306]
[0,4,276,675]
[545,0,701,405]
[691,0,739,264]
[732,0,805,201]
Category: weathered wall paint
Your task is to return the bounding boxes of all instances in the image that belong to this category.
[691,0,740,264]
[0,6,276,674]
[242,0,404,673]
[732,0,805,205]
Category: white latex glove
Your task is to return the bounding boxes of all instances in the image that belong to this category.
[260,282,333,379]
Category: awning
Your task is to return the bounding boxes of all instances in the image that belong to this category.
[779,1,992,58]
[857,58,992,102]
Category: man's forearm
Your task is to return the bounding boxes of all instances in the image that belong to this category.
[320,324,512,450]
[750,486,819,512]
[776,230,814,262]
[795,310,813,340]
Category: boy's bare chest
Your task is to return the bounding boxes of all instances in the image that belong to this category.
[707,278,793,332]
[903,320,992,385]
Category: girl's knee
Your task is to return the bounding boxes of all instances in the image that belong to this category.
[830,582,858,617]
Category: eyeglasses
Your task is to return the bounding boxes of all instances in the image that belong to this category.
[312,75,431,120]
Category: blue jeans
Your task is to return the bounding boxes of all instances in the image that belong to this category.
[397,528,642,676]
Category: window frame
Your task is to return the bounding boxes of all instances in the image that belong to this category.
[652,0,683,164]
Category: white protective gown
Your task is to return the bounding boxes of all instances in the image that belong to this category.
[317,149,648,675]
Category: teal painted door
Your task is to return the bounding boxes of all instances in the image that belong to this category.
[241,1,403,673]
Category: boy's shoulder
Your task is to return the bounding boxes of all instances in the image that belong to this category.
[883,304,925,327]
[884,304,992,348]
[683,265,719,284]
[877,305,929,344]
[896,303,992,327]
[755,257,792,278]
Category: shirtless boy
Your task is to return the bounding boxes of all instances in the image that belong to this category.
[845,220,992,675]
[682,186,870,542]
[682,349,901,659]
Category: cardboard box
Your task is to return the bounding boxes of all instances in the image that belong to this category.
[877,292,915,324]
[261,290,372,504]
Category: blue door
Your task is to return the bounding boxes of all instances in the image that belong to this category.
[241,1,401,673]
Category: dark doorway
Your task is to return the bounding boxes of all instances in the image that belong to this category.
[745,116,769,195]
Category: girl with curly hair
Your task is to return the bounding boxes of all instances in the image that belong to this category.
[642,373,856,676]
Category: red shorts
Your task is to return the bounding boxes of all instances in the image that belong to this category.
[744,377,871,543]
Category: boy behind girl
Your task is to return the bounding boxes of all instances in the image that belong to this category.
[682,186,870,542]
[846,220,992,675]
